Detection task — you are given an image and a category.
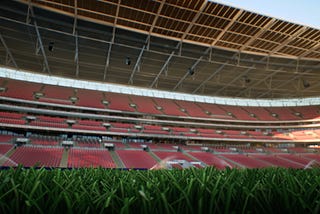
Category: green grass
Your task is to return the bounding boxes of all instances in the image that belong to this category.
[0,167,319,213]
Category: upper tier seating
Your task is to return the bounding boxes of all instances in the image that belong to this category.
[76,89,105,109]
[152,98,188,116]
[242,107,276,121]
[174,100,209,118]
[220,105,255,121]
[130,95,162,114]
[196,103,232,119]
[267,107,300,120]
[1,79,41,100]
[105,92,135,112]
[41,85,74,102]
[290,106,320,119]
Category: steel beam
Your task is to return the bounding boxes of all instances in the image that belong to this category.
[29,5,51,74]
[128,45,146,84]
[72,0,77,36]
[149,51,175,88]
[102,0,121,80]
[172,47,212,91]
[0,33,18,68]
[236,61,298,97]
[75,31,79,77]
[192,62,228,94]
[214,65,255,94]
[256,63,320,98]
[103,44,112,80]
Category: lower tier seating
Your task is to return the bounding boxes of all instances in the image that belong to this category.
[187,152,233,169]
[116,150,157,169]
[0,144,13,155]
[4,146,63,167]
[0,134,319,169]
[250,154,304,168]
[67,148,116,168]
[219,154,271,168]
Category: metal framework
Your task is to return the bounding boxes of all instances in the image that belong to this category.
[0,33,18,68]
[173,47,211,91]
[149,42,181,88]
[27,3,51,74]
[0,0,319,99]
[128,44,146,84]
[19,0,320,60]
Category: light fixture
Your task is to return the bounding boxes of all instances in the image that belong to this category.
[188,68,194,75]
[48,41,54,52]
[303,79,310,88]
[243,75,250,83]
[125,57,131,65]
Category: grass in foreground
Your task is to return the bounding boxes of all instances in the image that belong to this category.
[0,167,319,213]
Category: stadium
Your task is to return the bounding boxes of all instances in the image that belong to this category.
[0,0,320,212]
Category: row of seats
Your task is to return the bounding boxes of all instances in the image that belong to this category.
[0,145,318,169]
[1,113,320,141]
[0,133,315,154]
[1,78,319,121]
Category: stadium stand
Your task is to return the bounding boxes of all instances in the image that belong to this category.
[0,0,319,171]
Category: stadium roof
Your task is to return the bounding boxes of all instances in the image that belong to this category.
[0,0,320,98]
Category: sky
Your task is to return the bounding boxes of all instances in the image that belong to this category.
[211,0,320,29]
